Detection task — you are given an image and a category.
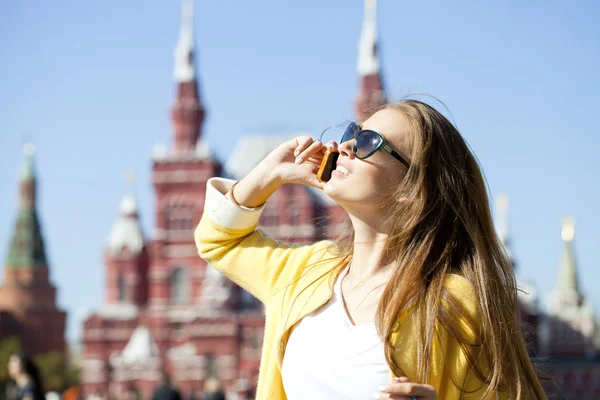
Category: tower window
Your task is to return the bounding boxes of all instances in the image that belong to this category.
[171,266,188,304]
[117,275,127,301]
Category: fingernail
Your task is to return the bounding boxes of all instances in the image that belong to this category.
[295,156,302,164]
[372,393,381,399]
[294,150,299,156]
[393,376,406,382]
[377,385,389,392]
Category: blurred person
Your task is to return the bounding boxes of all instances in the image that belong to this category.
[152,372,181,400]
[195,100,547,399]
[200,379,224,400]
[7,352,44,400]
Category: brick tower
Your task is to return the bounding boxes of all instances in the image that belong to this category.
[0,143,66,356]
[148,0,222,337]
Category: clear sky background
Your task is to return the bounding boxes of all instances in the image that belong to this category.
[1,1,598,341]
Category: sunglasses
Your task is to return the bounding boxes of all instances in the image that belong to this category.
[341,122,410,168]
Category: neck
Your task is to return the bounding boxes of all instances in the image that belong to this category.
[346,210,395,282]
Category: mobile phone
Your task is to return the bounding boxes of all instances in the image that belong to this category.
[316,149,340,182]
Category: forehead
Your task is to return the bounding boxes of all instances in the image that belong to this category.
[361,108,411,155]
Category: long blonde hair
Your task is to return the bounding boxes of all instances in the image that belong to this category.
[339,99,545,398]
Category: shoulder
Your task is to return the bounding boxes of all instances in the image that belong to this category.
[442,274,482,340]
[443,274,478,310]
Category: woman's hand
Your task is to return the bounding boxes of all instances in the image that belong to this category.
[232,136,336,208]
[375,377,438,400]
[264,136,337,189]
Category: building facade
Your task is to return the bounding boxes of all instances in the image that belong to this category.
[80,0,600,399]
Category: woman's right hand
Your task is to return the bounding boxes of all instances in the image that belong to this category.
[264,136,336,189]
[232,136,337,208]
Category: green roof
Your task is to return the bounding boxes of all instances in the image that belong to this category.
[5,208,48,269]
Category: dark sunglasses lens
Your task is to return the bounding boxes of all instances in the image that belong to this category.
[355,131,381,158]
[341,123,358,143]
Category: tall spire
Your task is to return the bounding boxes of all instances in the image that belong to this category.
[355,0,386,121]
[5,142,48,269]
[556,216,580,294]
[495,193,514,264]
[174,0,195,82]
[358,0,380,76]
[171,0,206,155]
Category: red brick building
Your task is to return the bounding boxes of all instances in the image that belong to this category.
[0,143,67,357]
[80,0,600,399]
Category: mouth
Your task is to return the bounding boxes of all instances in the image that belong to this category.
[332,163,350,177]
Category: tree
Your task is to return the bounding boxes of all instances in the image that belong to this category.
[35,351,66,392]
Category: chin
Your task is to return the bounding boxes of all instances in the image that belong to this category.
[323,176,354,204]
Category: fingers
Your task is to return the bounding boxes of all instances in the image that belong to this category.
[373,392,411,400]
[292,136,315,157]
[375,377,437,400]
[295,139,324,164]
[324,140,338,151]
[293,138,338,161]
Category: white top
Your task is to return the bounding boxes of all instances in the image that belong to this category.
[282,267,390,399]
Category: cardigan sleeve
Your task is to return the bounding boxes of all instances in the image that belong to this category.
[195,177,333,304]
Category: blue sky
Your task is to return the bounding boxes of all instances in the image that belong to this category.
[1,1,598,341]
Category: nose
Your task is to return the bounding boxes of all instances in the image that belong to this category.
[338,139,355,159]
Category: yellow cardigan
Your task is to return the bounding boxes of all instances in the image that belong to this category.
[195,178,493,399]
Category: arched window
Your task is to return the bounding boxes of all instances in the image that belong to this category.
[117,275,126,301]
[171,266,188,304]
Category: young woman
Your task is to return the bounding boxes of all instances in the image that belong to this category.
[195,100,546,399]
[7,352,44,400]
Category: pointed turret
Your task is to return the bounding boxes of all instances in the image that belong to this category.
[556,217,580,295]
[355,0,386,121]
[174,0,195,83]
[495,193,513,264]
[121,325,160,363]
[171,0,206,155]
[6,142,48,269]
[109,324,163,385]
[541,216,596,359]
[106,173,145,256]
[105,173,149,307]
